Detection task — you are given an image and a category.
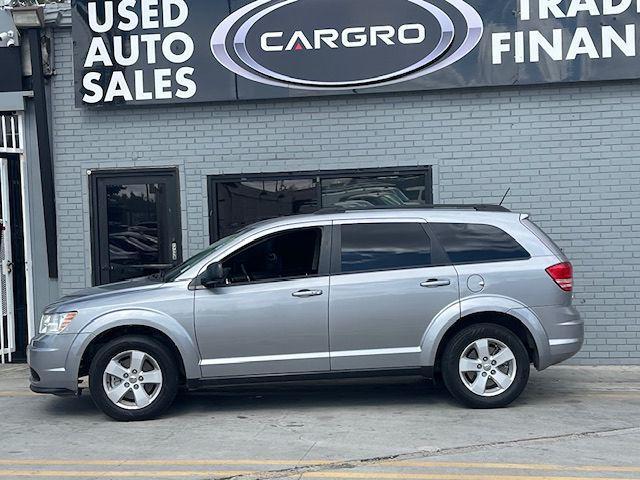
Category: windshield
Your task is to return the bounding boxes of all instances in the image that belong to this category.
[161,231,244,282]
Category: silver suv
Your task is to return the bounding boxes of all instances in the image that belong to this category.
[28,206,583,420]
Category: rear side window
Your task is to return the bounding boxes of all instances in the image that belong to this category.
[340,223,431,273]
[430,223,530,264]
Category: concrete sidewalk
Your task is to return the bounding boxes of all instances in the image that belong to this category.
[0,364,639,479]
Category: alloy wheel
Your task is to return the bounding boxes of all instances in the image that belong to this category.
[458,338,517,397]
[102,349,163,410]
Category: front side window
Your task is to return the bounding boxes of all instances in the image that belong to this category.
[222,228,322,284]
[430,223,530,264]
[340,223,432,274]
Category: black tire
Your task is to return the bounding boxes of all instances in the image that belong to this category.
[441,323,530,408]
[89,335,179,421]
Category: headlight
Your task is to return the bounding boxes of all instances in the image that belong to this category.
[39,312,77,334]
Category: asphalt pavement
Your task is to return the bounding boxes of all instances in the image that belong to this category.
[0,364,639,479]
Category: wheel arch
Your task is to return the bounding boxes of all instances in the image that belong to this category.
[70,309,201,383]
[420,296,550,371]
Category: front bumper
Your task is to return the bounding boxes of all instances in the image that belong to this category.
[27,333,89,395]
[29,385,77,396]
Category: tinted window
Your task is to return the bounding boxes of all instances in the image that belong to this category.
[216,179,318,239]
[341,223,431,273]
[321,174,426,208]
[222,228,322,284]
[212,170,431,241]
[430,223,530,264]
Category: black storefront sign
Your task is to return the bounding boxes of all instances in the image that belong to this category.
[73,0,640,106]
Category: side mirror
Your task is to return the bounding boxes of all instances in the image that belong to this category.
[201,262,225,288]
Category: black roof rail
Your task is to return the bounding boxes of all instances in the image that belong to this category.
[312,204,511,214]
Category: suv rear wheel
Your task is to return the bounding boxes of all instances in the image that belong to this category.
[441,323,530,408]
[89,335,179,421]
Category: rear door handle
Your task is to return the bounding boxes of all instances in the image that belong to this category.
[292,289,323,298]
[420,279,451,288]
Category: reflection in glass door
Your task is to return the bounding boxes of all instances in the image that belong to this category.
[91,170,181,285]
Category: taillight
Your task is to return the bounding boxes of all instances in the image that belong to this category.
[546,262,573,291]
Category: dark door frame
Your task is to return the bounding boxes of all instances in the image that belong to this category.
[3,153,28,359]
[89,168,182,286]
[207,166,433,243]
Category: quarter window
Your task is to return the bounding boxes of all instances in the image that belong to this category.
[340,223,432,273]
[430,223,530,264]
[222,228,322,284]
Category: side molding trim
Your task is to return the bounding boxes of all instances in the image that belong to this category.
[200,346,421,366]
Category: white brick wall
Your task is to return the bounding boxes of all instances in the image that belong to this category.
[50,29,640,364]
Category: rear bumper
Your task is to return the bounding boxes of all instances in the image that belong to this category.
[532,304,584,369]
[548,336,584,366]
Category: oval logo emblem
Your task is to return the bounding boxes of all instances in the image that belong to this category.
[211,0,483,90]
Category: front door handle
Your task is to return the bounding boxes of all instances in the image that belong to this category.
[292,289,323,298]
[420,279,451,288]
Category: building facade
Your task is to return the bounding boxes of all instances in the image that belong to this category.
[6,2,640,363]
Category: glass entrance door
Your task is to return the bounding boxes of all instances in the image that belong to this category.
[91,170,181,285]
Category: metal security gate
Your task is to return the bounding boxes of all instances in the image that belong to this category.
[0,113,22,363]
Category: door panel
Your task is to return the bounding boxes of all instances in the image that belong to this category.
[328,220,459,370]
[91,170,181,285]
[195,224,332,378]
[196,276,330,378]
[329,265,459,370]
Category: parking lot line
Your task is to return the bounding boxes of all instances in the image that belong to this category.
[0,471,639,479]
[0,459,315,466]
[306,475,640,480]
[386,462,640,473]
[0,471,251,478]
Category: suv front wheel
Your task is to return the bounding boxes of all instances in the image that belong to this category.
[89,335,179,421]
[441,323,530,408]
